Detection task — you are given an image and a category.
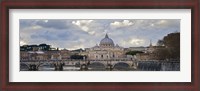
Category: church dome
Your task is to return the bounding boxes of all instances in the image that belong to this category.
[100,34,114,47]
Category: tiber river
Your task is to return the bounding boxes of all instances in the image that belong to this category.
[20,61,180,71]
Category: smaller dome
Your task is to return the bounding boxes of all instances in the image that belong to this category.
[93,44,99,48]
[116,44,119,47]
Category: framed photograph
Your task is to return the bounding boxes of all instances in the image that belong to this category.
[1,0,199,91]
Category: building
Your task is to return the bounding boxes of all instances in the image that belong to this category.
[135,42,167,60]
[20,51,30,61]
[20,44,63,61]
[85,34,126,60]
[60,49,71,60]
[127,46,147,53]
[47,50,62,61]
[20,35,168,61]
[20,51,48,61]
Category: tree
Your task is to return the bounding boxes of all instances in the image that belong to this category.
[163,32,180,59]
[153,48,170,60]
[156,32,180,60]
[125,51,144,56]
[70,55,84,59]
[157,40,164,46]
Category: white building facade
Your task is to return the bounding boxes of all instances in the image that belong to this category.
[86,34,126,60]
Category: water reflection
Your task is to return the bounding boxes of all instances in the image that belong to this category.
[38,64,54,71]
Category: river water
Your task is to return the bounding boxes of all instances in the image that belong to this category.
[20,61,180,71]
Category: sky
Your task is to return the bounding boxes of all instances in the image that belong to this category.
[20,19,180,50]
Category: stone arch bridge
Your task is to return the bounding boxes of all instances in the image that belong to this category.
[20,60,138,71]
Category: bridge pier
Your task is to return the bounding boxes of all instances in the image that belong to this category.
[79,60,89,71]
[28,64,38,71]
[54,62,65,71]
[131,62,138,69]
[22,60,139,71]
[106,64,113,71]
[80,64,88,71]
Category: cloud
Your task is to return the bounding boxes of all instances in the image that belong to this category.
[20,40,27,46]
[72,20,95,35]
[119,38,146,47]
[110,20,134,28]
[150,23,155,27]
[72,20,93,26]
[36,20,69,29]
[147,20,180,29]
[20,19,180,50]
[32,25,42,29]
[129,38,145,45]
[43,20,48,23]
[30,28,75,41]
[157,20,167,24]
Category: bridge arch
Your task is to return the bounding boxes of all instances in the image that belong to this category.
[20,63,29,71]
[88,62,106,69]
[38,63,54,67]
[113,62,131,70]
[37,63,55,71]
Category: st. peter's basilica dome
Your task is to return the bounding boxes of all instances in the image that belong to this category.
[99,34,114,47]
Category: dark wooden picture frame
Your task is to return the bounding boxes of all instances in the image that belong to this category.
[0,0,199,91]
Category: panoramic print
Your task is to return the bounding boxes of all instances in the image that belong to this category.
[20,19,180,71]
